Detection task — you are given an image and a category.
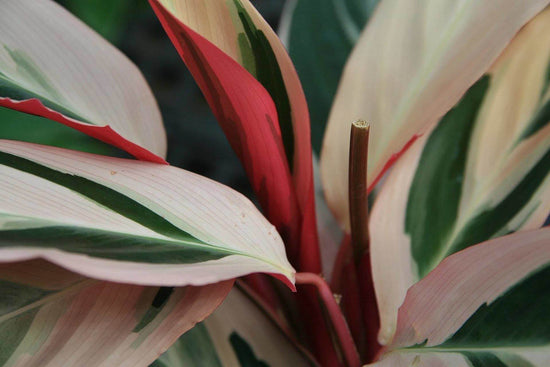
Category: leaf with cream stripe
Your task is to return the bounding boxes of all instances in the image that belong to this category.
[370,9,550,344]
[153,283,317,367]
[0,259,231,367]
[367,228,550,367]
[0,0,166,162]
[0,139,295,288]
[148,0,320,272]
[150,0,311,176]
[320,0,550,231]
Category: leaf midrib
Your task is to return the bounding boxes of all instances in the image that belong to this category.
[0,213,246,257]
[399,344,550,354]
[0,213,290,274]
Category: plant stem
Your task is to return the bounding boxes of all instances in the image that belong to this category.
[348,120,370,263]
[347,120,382,362]
[295,272,360,367]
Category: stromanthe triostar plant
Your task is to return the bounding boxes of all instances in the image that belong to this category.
[0,0,549,366]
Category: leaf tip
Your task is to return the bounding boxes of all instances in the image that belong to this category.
[268,271,296,292]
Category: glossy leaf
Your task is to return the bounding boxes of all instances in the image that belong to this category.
[148,0,320,272]
[0,259,232,367]
[0,140,295,288]
[153,283,317,367]
[281,0,380,151]
[370,8,550,344]
[320,0,550,231]
[369,228,550,366]
[0,0,166,163]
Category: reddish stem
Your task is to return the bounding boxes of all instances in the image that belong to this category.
[331,235,351,290]
[296,273,361,367]
[331,236,366,360]
[348,121,370,263]
[297,287,341,366]
[357,253,382,362]
[337,120,381,362]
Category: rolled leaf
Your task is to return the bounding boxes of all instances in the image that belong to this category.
[368,228,550,366]
[153,283,317,367]
[0,259,232,367]
[0,140,295,288]
[149,0,310,181]
[0,0,166,162]
[370,9,550,343]
[148,0,320,272]
[281,0,380,152]
[320,0,550,231]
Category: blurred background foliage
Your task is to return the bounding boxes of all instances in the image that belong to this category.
[287,0,379,152]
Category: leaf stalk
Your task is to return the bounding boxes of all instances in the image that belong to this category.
[348,120,370,263]
[296,272,360,367]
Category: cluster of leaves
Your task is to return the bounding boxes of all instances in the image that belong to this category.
[0,0,549,367]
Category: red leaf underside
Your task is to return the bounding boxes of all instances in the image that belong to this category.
[0,97,167,163]
[149,0,303,263]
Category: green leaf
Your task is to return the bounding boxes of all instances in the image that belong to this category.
[151,323,223,367]
[230,332,270,367]
[443,266,550,349]
[405,76,490,276]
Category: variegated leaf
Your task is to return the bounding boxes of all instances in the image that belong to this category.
[370,8,550,344]
[320,0,550,231]
[368,228,550,367]
[148,0,320,272]
[0,259,232,367]
[150,0,310,173]
[153,283,317,367]
[0,140,295,288]
[0,0,166,162]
